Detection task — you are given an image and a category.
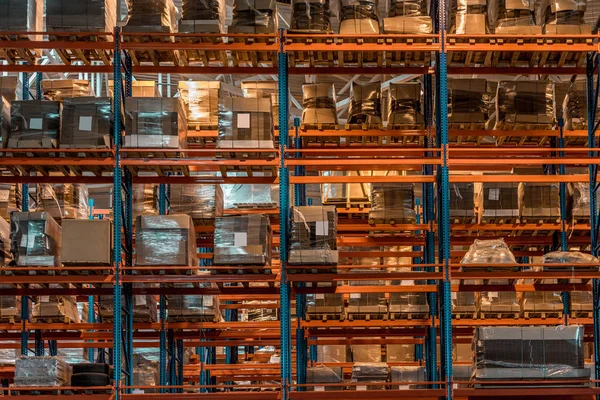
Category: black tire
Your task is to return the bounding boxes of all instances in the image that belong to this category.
[71,372,111,387]
[72,363,110,375]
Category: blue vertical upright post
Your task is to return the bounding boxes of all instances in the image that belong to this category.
[112,27,123,400]
[278,28,292,399]
[88,199,96,362]
[158,183,168,392]
[20,67,30,357]
[36,73,42,100]
[413,199,423,362]
[557,119,570,323]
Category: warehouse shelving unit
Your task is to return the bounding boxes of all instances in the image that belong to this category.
[0,3,599,400]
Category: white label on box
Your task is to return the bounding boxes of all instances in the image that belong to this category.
[350,293,361,299]
[29,118,43,130]
[234,232,248,247]
[132,389,145,394]
[237,113,251,129]
[488,291,498,298]
[315,386,325,392]
[0,191,8,202]
[357,386,367,391]
[79,116,93,131]
[451,292,457,300]
[315,221,328,236]
[40,296,49,303]
[315,293,325,300]
[488,188,500,201]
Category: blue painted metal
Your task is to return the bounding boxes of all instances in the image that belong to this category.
[158,181,168,392]
[557,118,570,323]
[35,72,42,100]
[414,199,423,362]
[86,198,96,362]
[34,330,43,356]
[22,71,29,101]
[278,28,292,400]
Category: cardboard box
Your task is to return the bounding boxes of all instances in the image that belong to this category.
[217,97,274,149]
[543,24,592,34]
[213,214,272,266]
[46,0,116,32]
[454,13,487,34]
[60,97,111,149]
[61,219,112,265]
[388,82,424,127]
[0,0,43,40]
[178,81,221,129]
[123,0,177,33]
[124,97,187,149]
[109,80,159,98]
[8,101,60,149]
[135,215,197,266]
[339,18,380,34]
[42,79,91,101]
[10,212,61,267]
[383,16,432,34]
[289,206,338,266]
[495,25,542,34]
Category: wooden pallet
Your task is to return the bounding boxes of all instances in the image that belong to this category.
[538,36,593,68]
[31,315,77,324]
[212,266,273,275]
[346,312,388,321]
[338,36,383,68]
[167,314,219,323]
[287,266,338,274]
[122,33,180,66]
[305,313,346,322]
[132,266,197,276]
[122,149,189,176]
[452,310,479,319]
[0,315,18,324]
[522,311,562,319]
[48,33,112,66]
[368,217,415,225]
[479,311,520,320]
[386,123,426,146]
[175,35,227,66]
[228,35,277,67]
[385,35,433,67]
[217,149,278,178]
[0,34,40,64]
[448,35,497,67]
[287,35,335,68]
[389,312,429,320]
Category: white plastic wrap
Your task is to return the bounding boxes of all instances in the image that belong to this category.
[449,0,490,34]
[301,83,338,127]
[494,81,555,130]
[222,183,279,209]
[542,251,598,271]
[368,183,416,224]
[217,97,274,149]
[178,81,221,129]
[124,0,178,32]
[339,0,380,34]
[15,356,72,387]
[37,184,89,221]
[10,212,61,267]
[46,0,117,32]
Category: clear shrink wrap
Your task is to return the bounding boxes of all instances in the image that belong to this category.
[570,290,593,315]
[37,184,89,221]
[15,357,71,387]
[132,184,158,218]
[0,97,10,149]
[339,0,380,34]
[448,79,490,129]
[8,101,61,149]
[241,80,282,129]
[368,183,416,224]
[479,182,519,221]
[521,285,563,315]
[60,97,111,149]
[291,0,334,32]
[307,366,343,391]
[306,293,345,319]
[179,0,226,33]
[518,182,560,221]
[449,0,490,34]
[540,0,590,34]
[301,83,338,127]
[169,184,223,224]
[133,354,160,393]
[46,0,116,32]
[177,81,221,130]
[0,291,23,322]
[321,172,369,205]
[124,97,187,149]
[569,182,598,221]
[318,343,349,362]
[490,0,540,34]
[0,211,10,265]
[99,283,157,322]
[213,214,272,266]
[384,0,431,33]
[449,183,476,220]
[136,215,197,266]
[229,0,278,33]
[289,206,338,267]
[563,81,600,131]
[461,238,517,266]
[10,212,61,267]
[386,344,415,362]
[352,346,383,363]
[348,270,388,318]
[347,81,382,127]
[108,80,160,98]
[222,183,279,209]
[33,295,80,323]
[473,325,589,380]
[0,0,42,37]
[351,362,388,390]
[244,300,279,321]
[389,291,428,316]
[542,251,598,272]
[42,80,93,101]
[390,366,426,389]
[387,82,425,128]
[168,280,221,322]
[0,184,21,220]
[0,341,18,365]
[123,0,178,33]
[494,81,555,130]
[388,0,427,17]
[217,97,274,149]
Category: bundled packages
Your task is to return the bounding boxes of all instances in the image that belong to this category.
[384,0,432,33]
[347,82,382,127]
[339,0,380,34]
[135,215,197,266]
[229,0,278,33]
[213,214,272,266]
[46,0,116,32]
[490,0,540,34]
[15,357,71,387]
[569,182,596,221]
[10,212,61,267]
[8,101,61,148]
[307,366,343,391]
[0,97,9,149]
[0,0,43,38]
[387,82,424,128]
[42,80,92,101]
[222,183,278,209]
[479,182,519,221]
[291,0,333,32]
[318,343,349,362]
[37,184,89,221]
[168,282,220,322]
[0,217,10,265]
[351,363,389,390]
[32,295,80,323]
[109,80,159,98]
[540,0,590,34]
[563,81,600,131]
[301,83,338,127]
[368,183,416,224]
[494,81,555,130]
[518,182,560,221]
[169,184,223,224]
[348,270,388,318]
[178,81,221,130]
[99,283,157,322]
[306,293,345,319]
[60,97,111,148]
[124,97,187,148]
[448,79,490,129]
[0,184,21,220]
[542,251,598,272]
[390,366,427,389]
[133,184,158,218]
[289,206,338,266]
[241,81,281,129]
[217,97,274,149]
[179,0,225,33]
[449,183,476,220]
[449,0,490,34]
[123,0,178,33]
[389,292,428,316]
[61,219,112,266]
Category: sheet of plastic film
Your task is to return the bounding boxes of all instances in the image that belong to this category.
[46,0,117,32]
[123,0,179,32]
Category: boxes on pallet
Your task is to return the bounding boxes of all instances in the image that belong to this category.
[241,80,282,128]
[387,82,425,128]
[479,182,519,221]
[449,0,490,34]
[15,357,71,387]
[0,97,9,149]
[179,0,226,33]
[133,184,158,218]
[521,288,563,315]
[229,0,278,33]
[61,220,112,266]
[123,0,178,33]
[217,97,274,149]
[385,1,431,33]
[0,217,11,265]
[301,83,338,127]
[222,182,279,209]
[368,183,416,224]
[351,362,388,390]
[388,292,428,317]
[307,365,343,391]
[168,279,221,322]
[169,184,223,224]
[454,342,472,363]
[99,283,158,322]
[46,0,116,32]
[541,0,591,34]
[339,0,380,34]
[8,101,61,149]
[494,81,555,129]
[570,290,593,315]
[390,366,426,389]
[244,300,279,321]
[563,81,600,131]
[60,97,111,149]
[352,342,382,363]
[213,214,272,266]
[37,184,89,221]
[306,293,345,319]
[42,80,93,101]
[347,82,382,127]
[33,295,80,323]
[290,0,335,33]
[0,0,43,40]
[473,326,589,381]
[136,215,197,266]
[518,182,560,221]
[448,79,490,127]
[178,81,221,130]
[348,270,388,318]
[449,183,476,220]
[109,80,160,98]
[124,97,187,149]
[10,212,61,267]
[318,343,349,362]
[289,206,338,266]
[490,0,540,34]
[386,344,415,363]
[0,184,21,220]
[542,251,598,272]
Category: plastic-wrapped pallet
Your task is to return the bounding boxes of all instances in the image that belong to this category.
[390,366,426,389]
[222,183,279,209]
[518,182,560,221]
[133,354,160,393]
[136,215,197,266]
[348,270,388,319]
[540,0,591,34]
[37,184,89,221]
[244,299,279,321]
[60,97,111,149]
[479,182,519,222]
[178,81,221,130]
[99,283,157,322]
[289,206,338,267]
[217,97,274,149]
[339,0,380,34]
[570,290,593,315]
[42,80,93,101]
[307,365,343,391]
[291,0,335,32]
[109,80,160,98]
[168,281,220,322]
[306,293,345,320]
[0,206,10,265]
[213,214,272,267]
[10,212,61,267]
[46,0,116,32]
[15,356,71,387]
[301,83,338,128]
[0,291,22,322]
[521,285,563,316]
[569,182,597,222]
[0,97,10,149]
[386,344,415,363]
[389,292,428,318]
[8,100,61,149]
[351,362,388,390]
[542,251,598,272]
[133,184,158,218]
[124,97,187,149]
[123,0,178,32]
[494,81,555,130]
[449,0,490,34]
[318,342,349,362]
[489,0,540,34]
[33,295,80,323]
[448,79,491,130]
[563,81,600,131]
[352,342,382,363]
[383,0,432,33]
[473,325,589,381]
[179,0,226,33]
[229,0,278,33]
[449,183,476,221]
[0,0,42,38]
[241,81,282,129]
[387,82,425,128]
[169,184,223,225]
[347,82,382,128]
[0,184,21,220]
[0,341,18,365]
[368,183,416,224]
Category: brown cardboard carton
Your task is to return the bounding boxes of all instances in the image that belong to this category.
[543,24,592,34]
[383,16,433,34]
[61,219,112,265]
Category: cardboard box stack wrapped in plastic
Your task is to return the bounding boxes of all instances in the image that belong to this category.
[179,0,226,33]
[449,0,490,34]
[213,214,272,268]
[351,363,389,390]
[14,357,72,387]
[306,293,345,320]
[541,0,590,34]
[569,182,597,222]
[384,0,432,33]
[563,81,600,131]
[479,182,519,222]
[0,97,10,149]
[368,183,416,224]
[217,97,274,150]
[518,182,560,221]
[33,295,80,323]
[37,184,89,221]
[307,366,343,391]
[168,276,220,322]
[391,366,427,389]
[241,81,281,129]
[42,80,92,101]
[318,342,349,362]
[389,292,428,318]
[169,184,223,225]
[387,82,425,128]
[62,220,112,266]
[0,77,17,104]
[387,344,415,363]
[449,183,476,221]
[348,270,388,319]
[339,0,380,34]
[223,183,279,209]
[448,79,490,130]
[0,184,20,220]
[490,0,540,34]
[0,0,43,39]
[99,283,157,322]
[0,217,23,322]
[473,326,589,381]
[133,184,158,218]
[8,101,61,149]
[229,0,278,33]
[289,206,338,268]
[494,81,555,130]
[291,0,335,32]
[46,0,116,32]
[301,83,338,128]
[136,215,197,266]
[123,0,178,33]
[109,80,160,98]
[178,81,221,130]
[10,212,61,267]
[347,82,382,128]
[124,97,187,148]
[60,97,111,149]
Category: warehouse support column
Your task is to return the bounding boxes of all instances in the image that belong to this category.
[557,119,570,323]
[158,183,168,392]
[19,65,30,357]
